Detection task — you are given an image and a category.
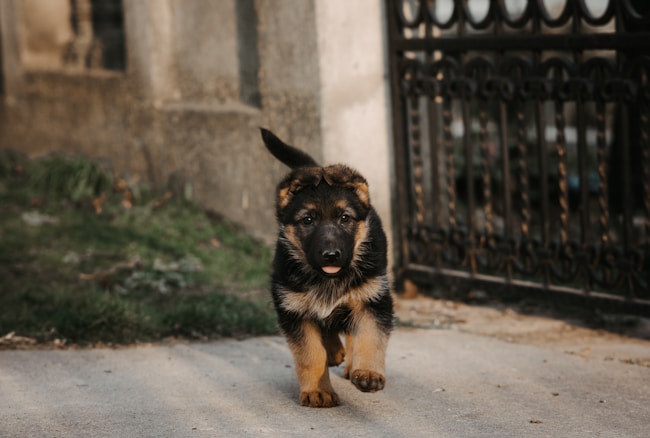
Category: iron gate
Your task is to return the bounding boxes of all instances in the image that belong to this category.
[386,0,650,314]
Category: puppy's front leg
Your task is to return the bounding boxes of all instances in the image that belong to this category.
[287,320,339,407]
[345,312,389,393]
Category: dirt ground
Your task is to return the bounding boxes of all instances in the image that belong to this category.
[393,293,650,368]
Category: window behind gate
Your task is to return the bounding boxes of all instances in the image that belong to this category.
[386,0,650,313]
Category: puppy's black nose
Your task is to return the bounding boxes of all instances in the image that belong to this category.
[322,249,341,263]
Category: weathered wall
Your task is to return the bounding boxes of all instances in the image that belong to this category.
[19,0,73,70]
[0,0,393,250]
[0,0,327,244]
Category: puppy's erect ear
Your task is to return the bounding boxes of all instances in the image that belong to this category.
[323,164,370,209]
[276,168,323,211]
[260,128,319,169]
[348,179,370,209]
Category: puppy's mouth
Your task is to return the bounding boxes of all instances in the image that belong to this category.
[321,266,342,275]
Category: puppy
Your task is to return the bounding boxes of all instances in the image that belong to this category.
[260,128,393,408]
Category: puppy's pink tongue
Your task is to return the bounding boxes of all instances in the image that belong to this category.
[322,266,341,274]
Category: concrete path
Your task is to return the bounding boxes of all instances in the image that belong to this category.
[1,328,649,437]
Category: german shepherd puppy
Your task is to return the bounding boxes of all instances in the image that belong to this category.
[260,128,393,408]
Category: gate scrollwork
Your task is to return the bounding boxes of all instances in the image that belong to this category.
[388,0,650,312]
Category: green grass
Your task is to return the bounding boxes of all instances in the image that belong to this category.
[0,151,277,346]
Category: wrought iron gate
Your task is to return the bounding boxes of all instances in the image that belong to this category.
[386,0,650,314]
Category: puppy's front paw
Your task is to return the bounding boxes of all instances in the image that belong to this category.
[350,369,385,393]
[300,390,340,408]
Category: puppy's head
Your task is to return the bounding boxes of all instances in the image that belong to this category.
[276,164,369,211]
[277,165,370,277]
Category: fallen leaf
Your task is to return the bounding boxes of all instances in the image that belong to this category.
[62,251,81,265]
[153,192,173,209]
[93,193,107,214]
[113,178,129,192]
[121,197,133,209]
[402,279,419,298]
[21,211,59,226]
[0,331,37,348]
[79,256,142,284]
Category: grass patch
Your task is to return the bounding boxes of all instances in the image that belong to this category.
[0,152,277,346]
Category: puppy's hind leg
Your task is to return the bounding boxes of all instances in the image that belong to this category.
[322,330,345,367]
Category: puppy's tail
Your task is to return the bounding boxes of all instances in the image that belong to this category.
[260,128,319,169]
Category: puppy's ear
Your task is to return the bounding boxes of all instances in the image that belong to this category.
[347,178,370,209]
[260,128,319,169]
[323,165,370,209]
[276,168,323,210]
[277,179,303,211]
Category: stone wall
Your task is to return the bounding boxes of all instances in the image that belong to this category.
[0,0,392,251]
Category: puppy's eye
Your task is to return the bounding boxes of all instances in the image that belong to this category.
[302,216,314,225]
[340,214,350,223]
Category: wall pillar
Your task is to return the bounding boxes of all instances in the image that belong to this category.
[315,0,394,265]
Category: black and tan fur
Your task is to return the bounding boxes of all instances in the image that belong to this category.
[260,128,393,408]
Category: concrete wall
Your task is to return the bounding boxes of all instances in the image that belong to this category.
[0,0,393,252]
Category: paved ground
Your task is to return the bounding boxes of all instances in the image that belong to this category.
[2,302,650,438]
